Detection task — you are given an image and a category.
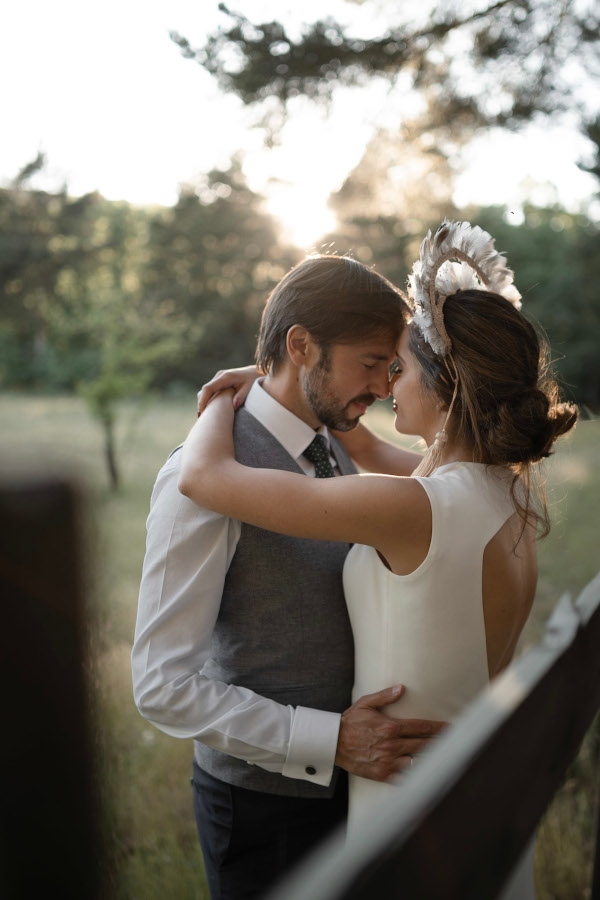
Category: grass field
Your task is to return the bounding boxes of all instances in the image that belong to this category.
[1,392,598,899]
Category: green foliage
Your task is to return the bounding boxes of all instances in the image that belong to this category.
[172,1,599,142]
[0,158,297,485]
[467,206,600,408]
[578,114,600,183]
[141,159,296,386]
[0,184,101,386]
[0,157,294,397]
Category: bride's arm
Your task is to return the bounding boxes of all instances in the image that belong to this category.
[333,423,423,476]
[197,365,261,415]
[178,392,427,550]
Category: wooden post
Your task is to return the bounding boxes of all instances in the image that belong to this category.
[591,721,600,900]
[0,478,100,899]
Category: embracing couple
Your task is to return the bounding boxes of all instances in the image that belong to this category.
[132,221,577,900]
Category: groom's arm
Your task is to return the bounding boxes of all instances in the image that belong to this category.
[131,447,341,787]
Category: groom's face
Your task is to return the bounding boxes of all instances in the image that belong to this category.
[302,334,397,431]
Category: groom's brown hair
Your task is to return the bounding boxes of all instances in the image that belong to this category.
[256,255,408,374]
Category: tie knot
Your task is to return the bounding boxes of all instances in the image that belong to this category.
[303,435,335,478]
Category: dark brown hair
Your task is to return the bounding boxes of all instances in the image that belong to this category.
[256,255,409,373]
[409,289,578,535]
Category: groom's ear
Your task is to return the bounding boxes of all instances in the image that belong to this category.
[286,325,319,368]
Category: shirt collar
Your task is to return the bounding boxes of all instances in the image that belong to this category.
[244,380,332,462]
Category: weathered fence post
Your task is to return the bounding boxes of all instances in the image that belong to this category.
[0,477,100,899]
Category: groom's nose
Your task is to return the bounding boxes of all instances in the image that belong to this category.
[369,369,391,400]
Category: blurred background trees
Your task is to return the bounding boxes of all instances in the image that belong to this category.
[140,158,296,388]
[0,156,296,486]
[172,0,599,151]
[2,0,598,485]
[2,154,598,489]
[4,170,598,407]
[0,155,296,396]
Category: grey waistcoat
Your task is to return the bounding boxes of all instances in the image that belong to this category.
[194,407,356,797]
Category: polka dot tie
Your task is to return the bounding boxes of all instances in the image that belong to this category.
[303,434,335,478]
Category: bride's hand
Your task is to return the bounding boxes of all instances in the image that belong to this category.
[197,365,262,416]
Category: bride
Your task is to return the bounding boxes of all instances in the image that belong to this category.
[179,221,577,892]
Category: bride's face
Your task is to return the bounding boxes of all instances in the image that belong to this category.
[390,329,443,443]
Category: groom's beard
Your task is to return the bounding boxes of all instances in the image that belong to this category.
[303,352,375,432]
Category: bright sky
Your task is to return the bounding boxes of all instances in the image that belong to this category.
[3,0,597,248]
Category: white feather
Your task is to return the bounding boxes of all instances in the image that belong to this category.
[407,220,522,355]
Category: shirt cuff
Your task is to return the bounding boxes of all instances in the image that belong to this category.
[281,706,341,786]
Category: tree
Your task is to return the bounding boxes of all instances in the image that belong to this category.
[172,1,599,147]
[142,159,297,387]
[67,200,185,490]
[0,157,301,486]
[578,114,600,187]
[469,205,600,409]
[0,174,105,388]
[320,122,460,279]
[0,164,184,489]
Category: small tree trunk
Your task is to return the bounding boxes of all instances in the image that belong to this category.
[33,324,48,377]
[102,415,119,491]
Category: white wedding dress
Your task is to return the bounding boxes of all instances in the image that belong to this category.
[343,461,535,898]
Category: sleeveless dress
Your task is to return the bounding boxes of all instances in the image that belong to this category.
[342,461,536,898]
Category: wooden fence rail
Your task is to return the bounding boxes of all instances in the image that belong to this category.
[267,572,600,900]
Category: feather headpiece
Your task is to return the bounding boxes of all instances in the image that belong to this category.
[407,220,522,356]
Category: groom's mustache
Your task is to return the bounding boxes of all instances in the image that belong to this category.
[347,394,376,409]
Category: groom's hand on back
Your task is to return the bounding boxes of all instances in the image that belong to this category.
[335,685,447,781]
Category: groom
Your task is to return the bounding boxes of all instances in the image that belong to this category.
[132,255,442,900]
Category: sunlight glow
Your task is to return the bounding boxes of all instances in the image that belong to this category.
[264,183,338,251]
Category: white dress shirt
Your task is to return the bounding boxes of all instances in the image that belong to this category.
[131,381,343,787]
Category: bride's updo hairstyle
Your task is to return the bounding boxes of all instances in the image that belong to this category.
[408,289,578,534]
